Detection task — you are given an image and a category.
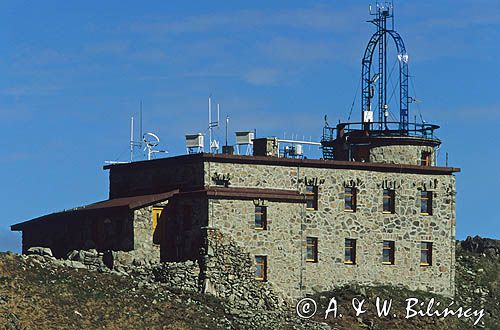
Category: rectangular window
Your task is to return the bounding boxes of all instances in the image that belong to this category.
[382,240,395,264]
[344,239,356,264]
[306,237,318,262]
[254,206,267,230]
[152,207,164,233]
[421,151,432,166]
[344,187,357,212]
[420,191,433,215]
[255,256,267,281]
[305,185,319,210]
[420,242,433,266]
[383,189,395,213]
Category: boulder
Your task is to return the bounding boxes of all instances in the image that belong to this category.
[26,247,53,258]
[461,236,500,256]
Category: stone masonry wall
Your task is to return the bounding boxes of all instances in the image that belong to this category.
[205,161,456,300]
[132,203,168,264]
[369,145,435,165]
[108,159,204,198]
[200,228,284,310]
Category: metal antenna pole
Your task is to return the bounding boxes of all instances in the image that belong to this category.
[208,96,212,153]
[130,116,134,161]
[140,100,143,150]
[225,116,229,146]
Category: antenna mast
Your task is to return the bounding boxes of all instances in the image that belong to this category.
[208,96,220,153]
[362,1,409,132]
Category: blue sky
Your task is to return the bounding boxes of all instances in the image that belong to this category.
[1,1,499,252]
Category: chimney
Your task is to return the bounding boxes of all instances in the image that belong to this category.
[253,137,279,157]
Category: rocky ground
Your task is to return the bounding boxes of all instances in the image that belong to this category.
[0,236,498,329]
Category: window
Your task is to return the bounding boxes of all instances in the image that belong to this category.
[305,185,319,210]
[382,240,395,264]
[420,191,433,215]
[383,189,395,213]
[255,256,267,281]
[420,242,433,266]
[306,237,318,262]
[344,239,356,264]
[255,206,267,230]
[421,151,432,166]
[344,187,357,212]
[152,207,164,233]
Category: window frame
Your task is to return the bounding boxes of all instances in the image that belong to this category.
[420,241,433,266]
[344,187,357,212]
[420,191,433,215]
[421,151,432,166]
[254,205,267,230]
[305,185,319,211]
[255,255,267,281]
[382,240,395,265]
[344,238,357,265]
[152,207,164,233]
[382,189,395,214]
[306,237,318,263]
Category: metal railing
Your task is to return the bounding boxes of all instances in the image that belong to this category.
[322,121,439,142]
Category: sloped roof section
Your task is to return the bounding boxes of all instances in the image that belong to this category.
[11,190,179,231]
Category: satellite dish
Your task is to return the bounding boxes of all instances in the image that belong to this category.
[143,132,160,148]
[142,132,167,160]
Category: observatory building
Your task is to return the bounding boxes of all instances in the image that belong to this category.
[11,3,459,300]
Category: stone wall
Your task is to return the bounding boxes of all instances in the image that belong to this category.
[159,196,208,262]
[132,204,165,264]
[108,158,204,198]
[21,209,133,258]
[369,145,435,165]
[205,160,456,299]
[200,228,284,309]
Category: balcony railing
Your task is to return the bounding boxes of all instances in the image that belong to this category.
[322,121,439,142]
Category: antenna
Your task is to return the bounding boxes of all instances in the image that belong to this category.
[225,115,229,146]
[361,1,409,131]
[208,95,220,153]
[140,100,143,150]
[143,132,167,160]
[130,116,134,161]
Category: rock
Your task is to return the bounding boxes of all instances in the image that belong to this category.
[66,250,81,261]
[26,247,53,257]
[67,260,86,269]
[461,236,500,256]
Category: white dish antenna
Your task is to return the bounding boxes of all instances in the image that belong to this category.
[143,132,167,160]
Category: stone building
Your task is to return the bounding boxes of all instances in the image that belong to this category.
[11,137,459,300]
[11,3,459,302]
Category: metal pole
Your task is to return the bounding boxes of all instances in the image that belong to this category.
[225,116,229,146]
[208,96,212,153]
[130,116,134,162]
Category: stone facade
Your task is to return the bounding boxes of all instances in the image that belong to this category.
[13,152,458,305]
[108,157,204,198]
[369,144,435,165]
[205,160,456,299]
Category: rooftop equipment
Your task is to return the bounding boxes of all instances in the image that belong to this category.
[320,1,439,160]
[186,133,204,154]
[143,132,167,160]
[235,131,255,155]
[208,96,220,154]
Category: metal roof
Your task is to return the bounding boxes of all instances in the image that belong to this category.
[11,190,179,231]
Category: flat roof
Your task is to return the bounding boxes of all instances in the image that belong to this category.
[104,153,460,175]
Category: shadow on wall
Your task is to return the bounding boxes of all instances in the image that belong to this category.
[0,228,21,253]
